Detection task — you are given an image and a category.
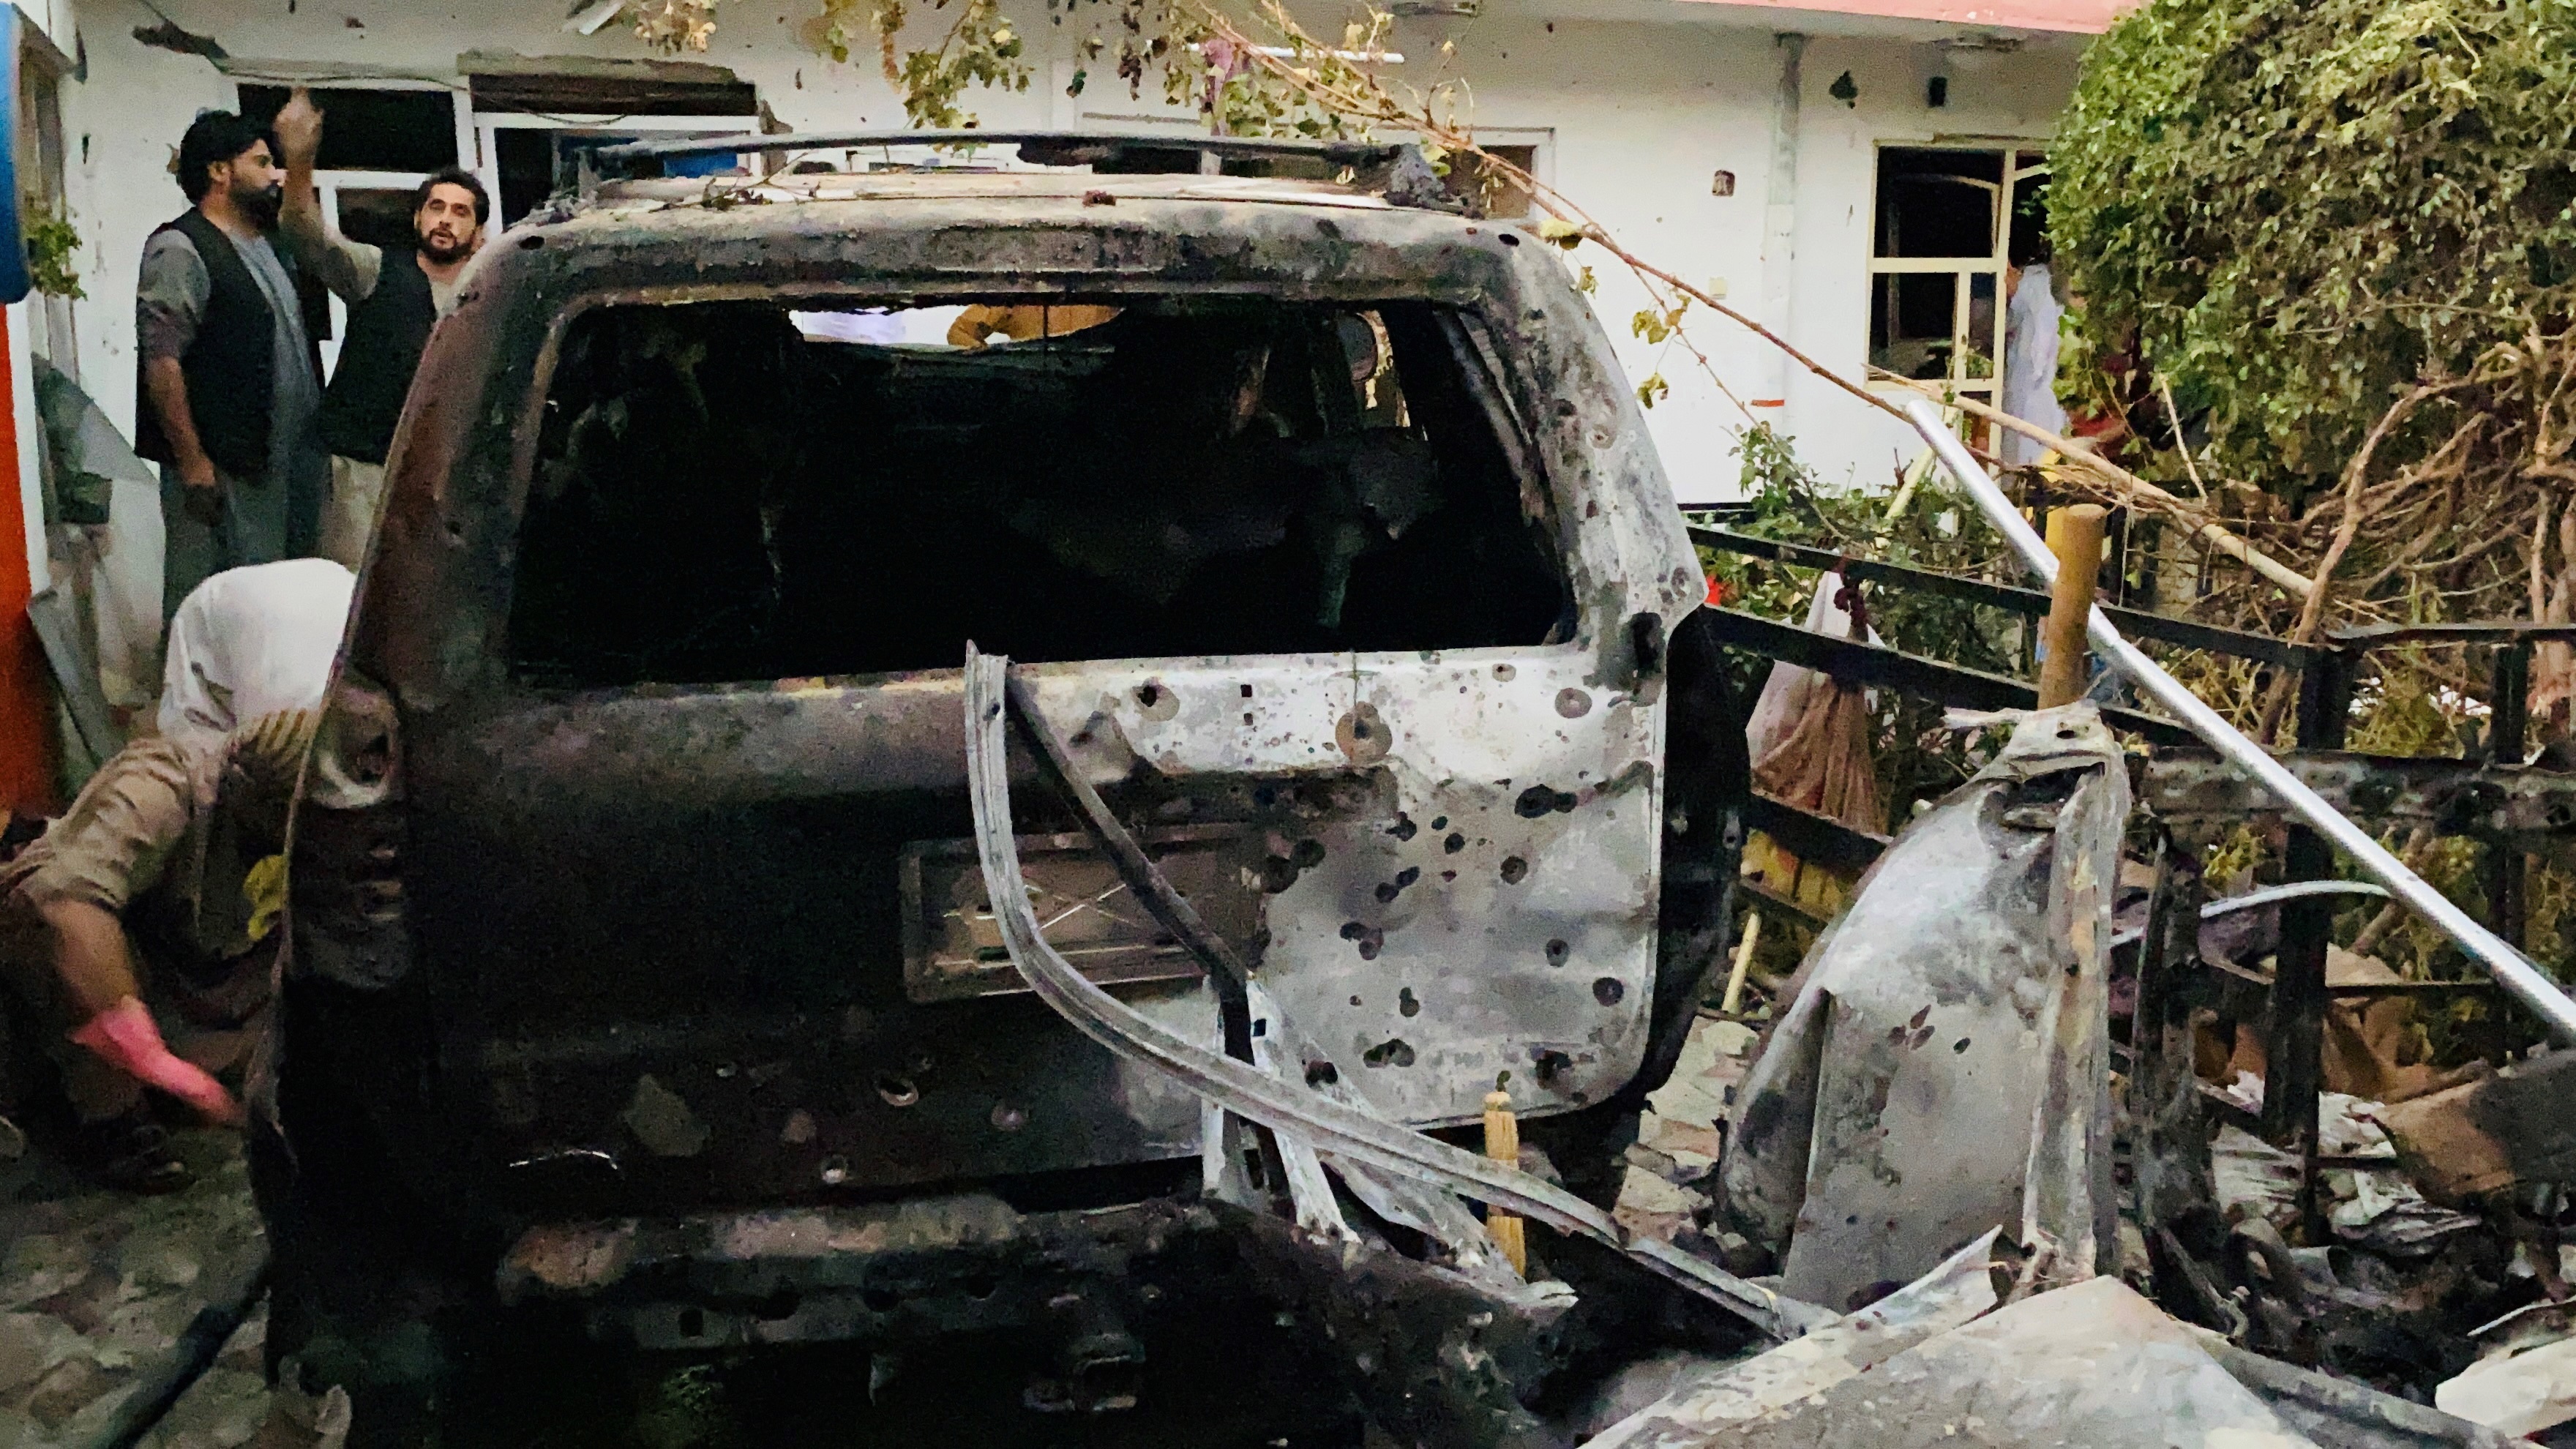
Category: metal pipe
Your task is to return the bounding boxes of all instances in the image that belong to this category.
[1903,398,2576,1043]
[2105,878,2390,954]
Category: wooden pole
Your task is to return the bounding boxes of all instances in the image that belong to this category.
[1482,1090,1527,1276]
[1718,911,1762,1016]
[2038,503,2108,708]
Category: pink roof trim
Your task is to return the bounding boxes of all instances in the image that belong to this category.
[1675,0,2124,32]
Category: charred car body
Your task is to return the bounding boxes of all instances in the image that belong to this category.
[269,135,1746,1430]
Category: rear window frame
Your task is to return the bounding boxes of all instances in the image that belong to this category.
[494,280,1582,690]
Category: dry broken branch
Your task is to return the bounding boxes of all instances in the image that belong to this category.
[1870,372,2317,601]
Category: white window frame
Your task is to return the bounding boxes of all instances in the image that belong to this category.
[17,21,75,374]
[1862,143,2046,417]
[1444,127,1551,221]
[223,75,476,176]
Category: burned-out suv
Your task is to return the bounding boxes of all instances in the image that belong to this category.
[272,132,1739,1433]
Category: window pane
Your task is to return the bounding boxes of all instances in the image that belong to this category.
[1447,144,1538,220]
[238,86,457,173]
[2010,166,2051,269]
[334,188,420,253]
[1874,148,2002,259]
[510,298,1569,686]
[1870,272,1966,379]
[1965,272,1999,381]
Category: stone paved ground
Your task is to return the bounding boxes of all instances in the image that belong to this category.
[1612,1015,1757,1243]
[0,1129,272,1449]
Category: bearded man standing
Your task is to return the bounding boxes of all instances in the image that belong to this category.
[137,111,331,617]
[272,88,490,569]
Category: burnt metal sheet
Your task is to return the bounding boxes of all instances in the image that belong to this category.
[1721,704,2126,1312]
[898,826,1256,1003]
[2200,1333,2523,1449]
[962,648,1832,1341]
[1012,649,1674,1128]
[395,641,1674,1207]
[494,1194,1230,1350]
[1587,1229,2001,1449]
[1227,1208,1577,1449]
[1710,1278,2315,1448]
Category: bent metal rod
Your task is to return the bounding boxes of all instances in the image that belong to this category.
[1905,397,2576,1044]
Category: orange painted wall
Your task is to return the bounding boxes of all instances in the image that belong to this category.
[0,307,56,815]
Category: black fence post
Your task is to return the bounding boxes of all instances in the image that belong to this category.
[2266,645,2352,1240]
[2486,640,2531,949]
[2132,830,2214,1234]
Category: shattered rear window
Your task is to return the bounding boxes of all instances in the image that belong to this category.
[508,296,1570,686]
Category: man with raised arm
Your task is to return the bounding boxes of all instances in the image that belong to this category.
[272,87,490,567]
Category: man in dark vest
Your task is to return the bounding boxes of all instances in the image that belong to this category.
[135,111,330,619]
[272,88,489,568]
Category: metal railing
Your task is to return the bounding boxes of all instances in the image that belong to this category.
[1688,402,2576,1237]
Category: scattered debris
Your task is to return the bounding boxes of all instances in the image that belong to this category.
[0,1131,275,1449]
[1589,1229,2002,1448]
[2439,1314,2576,1438]
[2381,1049,2576,1205]
[2212,1093,2482,1253]
[1611,1018,1753,1243]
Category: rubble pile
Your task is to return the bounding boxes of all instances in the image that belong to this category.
[1611,1019,1756,1248]
[1619,700,2576,1448]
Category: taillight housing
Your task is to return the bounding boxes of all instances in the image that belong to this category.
[290,668,411,989]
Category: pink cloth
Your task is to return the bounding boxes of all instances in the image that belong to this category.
[68,997,244,1125]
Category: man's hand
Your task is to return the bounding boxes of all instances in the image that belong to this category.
[178,454,221,524]
[142,356,220,520]
[273,86,323,168]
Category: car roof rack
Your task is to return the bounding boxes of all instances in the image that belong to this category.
[574,129,1459,211]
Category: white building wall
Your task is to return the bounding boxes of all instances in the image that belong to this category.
[1409,16,1781,503]
[56,0,2079,506]
[1779,31,2077,490]
[60,0,234,441]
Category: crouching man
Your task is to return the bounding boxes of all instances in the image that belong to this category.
[0,560,353,1191]
[0,717,312,1188]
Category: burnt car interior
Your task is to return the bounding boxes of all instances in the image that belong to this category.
[509,296,1572,687]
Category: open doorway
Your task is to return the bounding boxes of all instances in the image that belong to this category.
[1865,146,2053,457]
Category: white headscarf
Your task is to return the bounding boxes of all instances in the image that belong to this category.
[157,558,356,769]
